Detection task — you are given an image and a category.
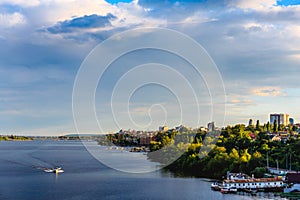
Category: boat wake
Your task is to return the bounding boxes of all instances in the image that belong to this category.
[1,150,60,173]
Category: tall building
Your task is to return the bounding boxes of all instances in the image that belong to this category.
[248,119,253,126]
[159,126,168,132]
[207,122,215,132]
[270,113,289,126]
[289,118,294,125]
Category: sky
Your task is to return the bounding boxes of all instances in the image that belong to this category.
[0,0,300,135]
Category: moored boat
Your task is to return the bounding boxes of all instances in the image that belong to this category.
[211,182,221,191]
[220,186,237,194]
[221,173,284,192]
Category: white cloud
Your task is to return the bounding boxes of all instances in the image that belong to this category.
[288,53,300,60]
[31,0,113,24]
[252,87,286,97]
[109,0,166,28]
[18,0,165,36]
[227,0,277,11]
[170,12,218,26]
[243,22,274,32]
[0,13,27,27]
[227,94,254,106]
[0,0,40,7]
[284,24,300,40]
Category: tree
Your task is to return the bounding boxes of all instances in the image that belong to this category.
[240,149,251,163]
[256,120,260,131]
[229,148,240,162]
[292,125,298,132]
[251,167,267,178]
[267,121,270,132]
[273,120,278,133]
[263,124,267,131]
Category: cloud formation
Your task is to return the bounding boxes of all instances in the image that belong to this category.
[0,12,26,27]
[0,0,300,134]
[252,87,286,97]
[0,0,40,7]
[47,13,116,34]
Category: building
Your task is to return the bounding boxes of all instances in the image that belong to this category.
[270,113,289,126]
[159,126,168,132]
[139,133,156,145]
[248,119,253,126]
[289,118,294,125]
[284,173,300,193]
[207,122,215,132]
[286,173,300,184]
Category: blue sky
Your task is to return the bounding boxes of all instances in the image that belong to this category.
[277,0,300,6]
[0,0,300,135]
[106,0,133,3]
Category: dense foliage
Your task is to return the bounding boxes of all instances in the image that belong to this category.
[148,124,300,179]
[0,135,33,141]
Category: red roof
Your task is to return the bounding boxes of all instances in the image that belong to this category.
[224,177,282,183]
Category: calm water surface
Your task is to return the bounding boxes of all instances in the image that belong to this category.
[0,140,287,200]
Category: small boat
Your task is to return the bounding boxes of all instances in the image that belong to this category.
[54,167,64,173]
[211,182,221,191]
[44,168,54,173]
[44,167,64,174]
[221,187,237,194]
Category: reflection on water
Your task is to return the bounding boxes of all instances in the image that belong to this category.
[0,140,287,200]
[84,141,161,173]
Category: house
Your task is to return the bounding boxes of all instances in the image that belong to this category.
[286,173,300,184]
[284,173,300,193]
[271,135,281,142]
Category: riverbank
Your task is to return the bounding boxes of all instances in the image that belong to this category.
[0,135,33,141]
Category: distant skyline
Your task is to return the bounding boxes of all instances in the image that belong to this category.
[1,0,300,135]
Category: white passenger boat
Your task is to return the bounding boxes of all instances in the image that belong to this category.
[221,173,284,192]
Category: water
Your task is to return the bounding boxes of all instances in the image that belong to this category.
[0,140,286,200]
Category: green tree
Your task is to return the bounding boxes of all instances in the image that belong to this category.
[267,121,270,132]
[256,120,260,131]
[240,149,251,163]
[251,167,267,178]
[273,120,278,133]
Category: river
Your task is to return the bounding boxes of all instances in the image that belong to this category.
[0,140,286,200]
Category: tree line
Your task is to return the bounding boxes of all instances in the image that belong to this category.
[148,123,300,179]
[0,135,33,141]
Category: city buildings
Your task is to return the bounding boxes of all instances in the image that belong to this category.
[208,122,215,132]
[270,113,290,126]
[289,118,294,125]
[248,119,253,126]
[159,126,168,132]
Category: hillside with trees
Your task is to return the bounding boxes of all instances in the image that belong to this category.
[0,135,33,141]
[148,123,300,179]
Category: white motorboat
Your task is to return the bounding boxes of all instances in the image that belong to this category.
[211,182,221,191]
[54,167,64,173]
[44,168,54,173]
[44,167,64,173]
